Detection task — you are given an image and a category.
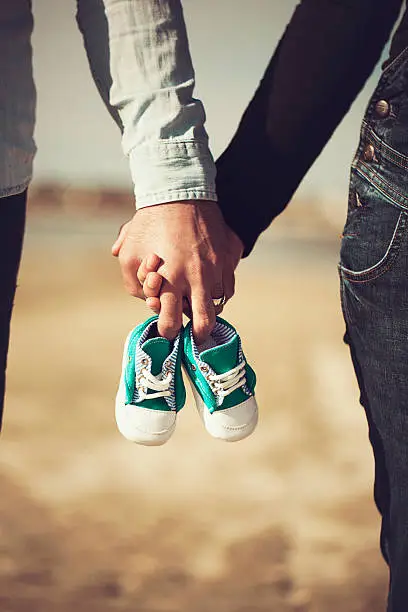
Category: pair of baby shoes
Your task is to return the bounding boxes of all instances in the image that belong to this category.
[115,315,258,445]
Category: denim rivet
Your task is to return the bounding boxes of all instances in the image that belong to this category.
[363,144,375,162]
[375,99,390,118]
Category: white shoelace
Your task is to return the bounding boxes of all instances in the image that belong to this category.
[207,361,247,399]
[138,369,172,401]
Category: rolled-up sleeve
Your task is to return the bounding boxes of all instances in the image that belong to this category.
[77,0,217,208]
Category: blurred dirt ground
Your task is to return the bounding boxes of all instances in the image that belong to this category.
[0,211,388,611]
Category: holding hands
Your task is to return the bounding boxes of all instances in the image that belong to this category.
[112,201,243,343]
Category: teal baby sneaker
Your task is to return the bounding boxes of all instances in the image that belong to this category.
[183,317,258,442]
[115,316,185,446]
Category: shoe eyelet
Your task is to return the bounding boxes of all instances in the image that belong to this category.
[200,364,209,373]
[190,364,197,371]
[141,358,149,366]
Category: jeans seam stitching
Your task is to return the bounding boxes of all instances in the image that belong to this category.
[362,121,408,168]
[352,163,408,209]
[339,212,407,283]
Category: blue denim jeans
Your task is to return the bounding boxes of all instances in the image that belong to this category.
[339,47,408,611]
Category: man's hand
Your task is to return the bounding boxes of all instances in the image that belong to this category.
[111,201,243,343]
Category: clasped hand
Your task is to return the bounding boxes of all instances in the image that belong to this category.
[112,201,243,343]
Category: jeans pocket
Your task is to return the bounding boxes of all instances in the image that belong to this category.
[339,174,407,284]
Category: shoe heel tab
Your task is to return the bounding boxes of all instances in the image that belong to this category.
[215,315,236,333]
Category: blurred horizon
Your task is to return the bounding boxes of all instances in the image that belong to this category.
[31,1,397,203]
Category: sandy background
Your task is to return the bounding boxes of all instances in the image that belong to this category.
[0,196,388,611]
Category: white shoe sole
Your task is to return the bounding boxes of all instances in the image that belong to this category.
[187,374,258,442]
[115,331,176,446]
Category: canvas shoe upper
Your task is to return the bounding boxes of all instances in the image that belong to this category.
[116,316,185,446]
[183,316,258,442]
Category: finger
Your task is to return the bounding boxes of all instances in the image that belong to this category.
[222,263,235,303]
[111,220,131,257]
[214,305,224,317]
[209,272,229,318]
[158,283,183,340]
[190,289,216,345]
[143,272,163,298]
[137,253,162,285]
[210,276,226,318]
[119,252,145,299]
[146,297,161,314]
[211,278,225,301]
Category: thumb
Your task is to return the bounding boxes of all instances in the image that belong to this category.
[227,228,244,269]
[111,220,131,257]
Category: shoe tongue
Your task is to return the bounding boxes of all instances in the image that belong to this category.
[142,337,172,376]
[200,335,239,375]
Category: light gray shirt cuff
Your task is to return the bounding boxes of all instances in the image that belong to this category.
[128,140,217,207]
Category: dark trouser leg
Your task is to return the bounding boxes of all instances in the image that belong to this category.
[343,327,391,565]
[339,48,408,611]
[340,259,408,611]
[0,191,27,431]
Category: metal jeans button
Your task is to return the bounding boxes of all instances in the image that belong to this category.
[375,100,390,118]
[363,144,375,162]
